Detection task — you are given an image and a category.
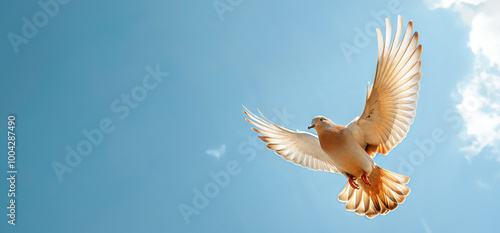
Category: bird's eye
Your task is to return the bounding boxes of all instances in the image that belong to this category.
[320,118,323,121]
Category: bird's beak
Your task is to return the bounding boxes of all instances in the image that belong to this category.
[308,123,315,130]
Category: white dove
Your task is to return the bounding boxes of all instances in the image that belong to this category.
[243,15,421,219]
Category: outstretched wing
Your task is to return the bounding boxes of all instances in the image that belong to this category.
[354,15,422,156]
[244,107,339,173]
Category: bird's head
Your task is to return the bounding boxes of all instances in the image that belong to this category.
[308,116,333,132]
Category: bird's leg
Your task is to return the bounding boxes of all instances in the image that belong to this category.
[348,175,359,190]
[361,172,371,186]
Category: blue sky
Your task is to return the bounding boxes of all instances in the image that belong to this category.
[1,0,499,232]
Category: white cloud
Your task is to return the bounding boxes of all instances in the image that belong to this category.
[476,179,492,190]
[428,0,500,161]
[469,13,500,67]
[424,0,487,10]
[457,71,500,161]
[206,144,226,159]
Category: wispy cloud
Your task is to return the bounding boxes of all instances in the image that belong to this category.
[206,144,226,159]
[476,179,493,190]
[427,0,500,162]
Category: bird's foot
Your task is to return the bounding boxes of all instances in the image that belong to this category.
[361,172,371,186]
[348,175,359,189]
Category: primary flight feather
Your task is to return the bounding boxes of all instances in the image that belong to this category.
[243,15,421,219]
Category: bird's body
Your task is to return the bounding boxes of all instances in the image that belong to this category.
[317,122,374,178]
[244,15,421,218]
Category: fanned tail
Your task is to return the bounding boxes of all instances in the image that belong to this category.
[338,165,410,219]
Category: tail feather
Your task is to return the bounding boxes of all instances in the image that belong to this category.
[338,165,410,219]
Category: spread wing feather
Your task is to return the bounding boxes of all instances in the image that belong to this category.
[244,107,339,173]
[354,15,422,156]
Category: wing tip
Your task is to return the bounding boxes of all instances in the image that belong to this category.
[251,127,261,133]
[257,135,270,142]
[413,30,419,41]
[407,20,413,30]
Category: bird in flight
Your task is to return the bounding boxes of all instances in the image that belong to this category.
[243,15,422,219]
